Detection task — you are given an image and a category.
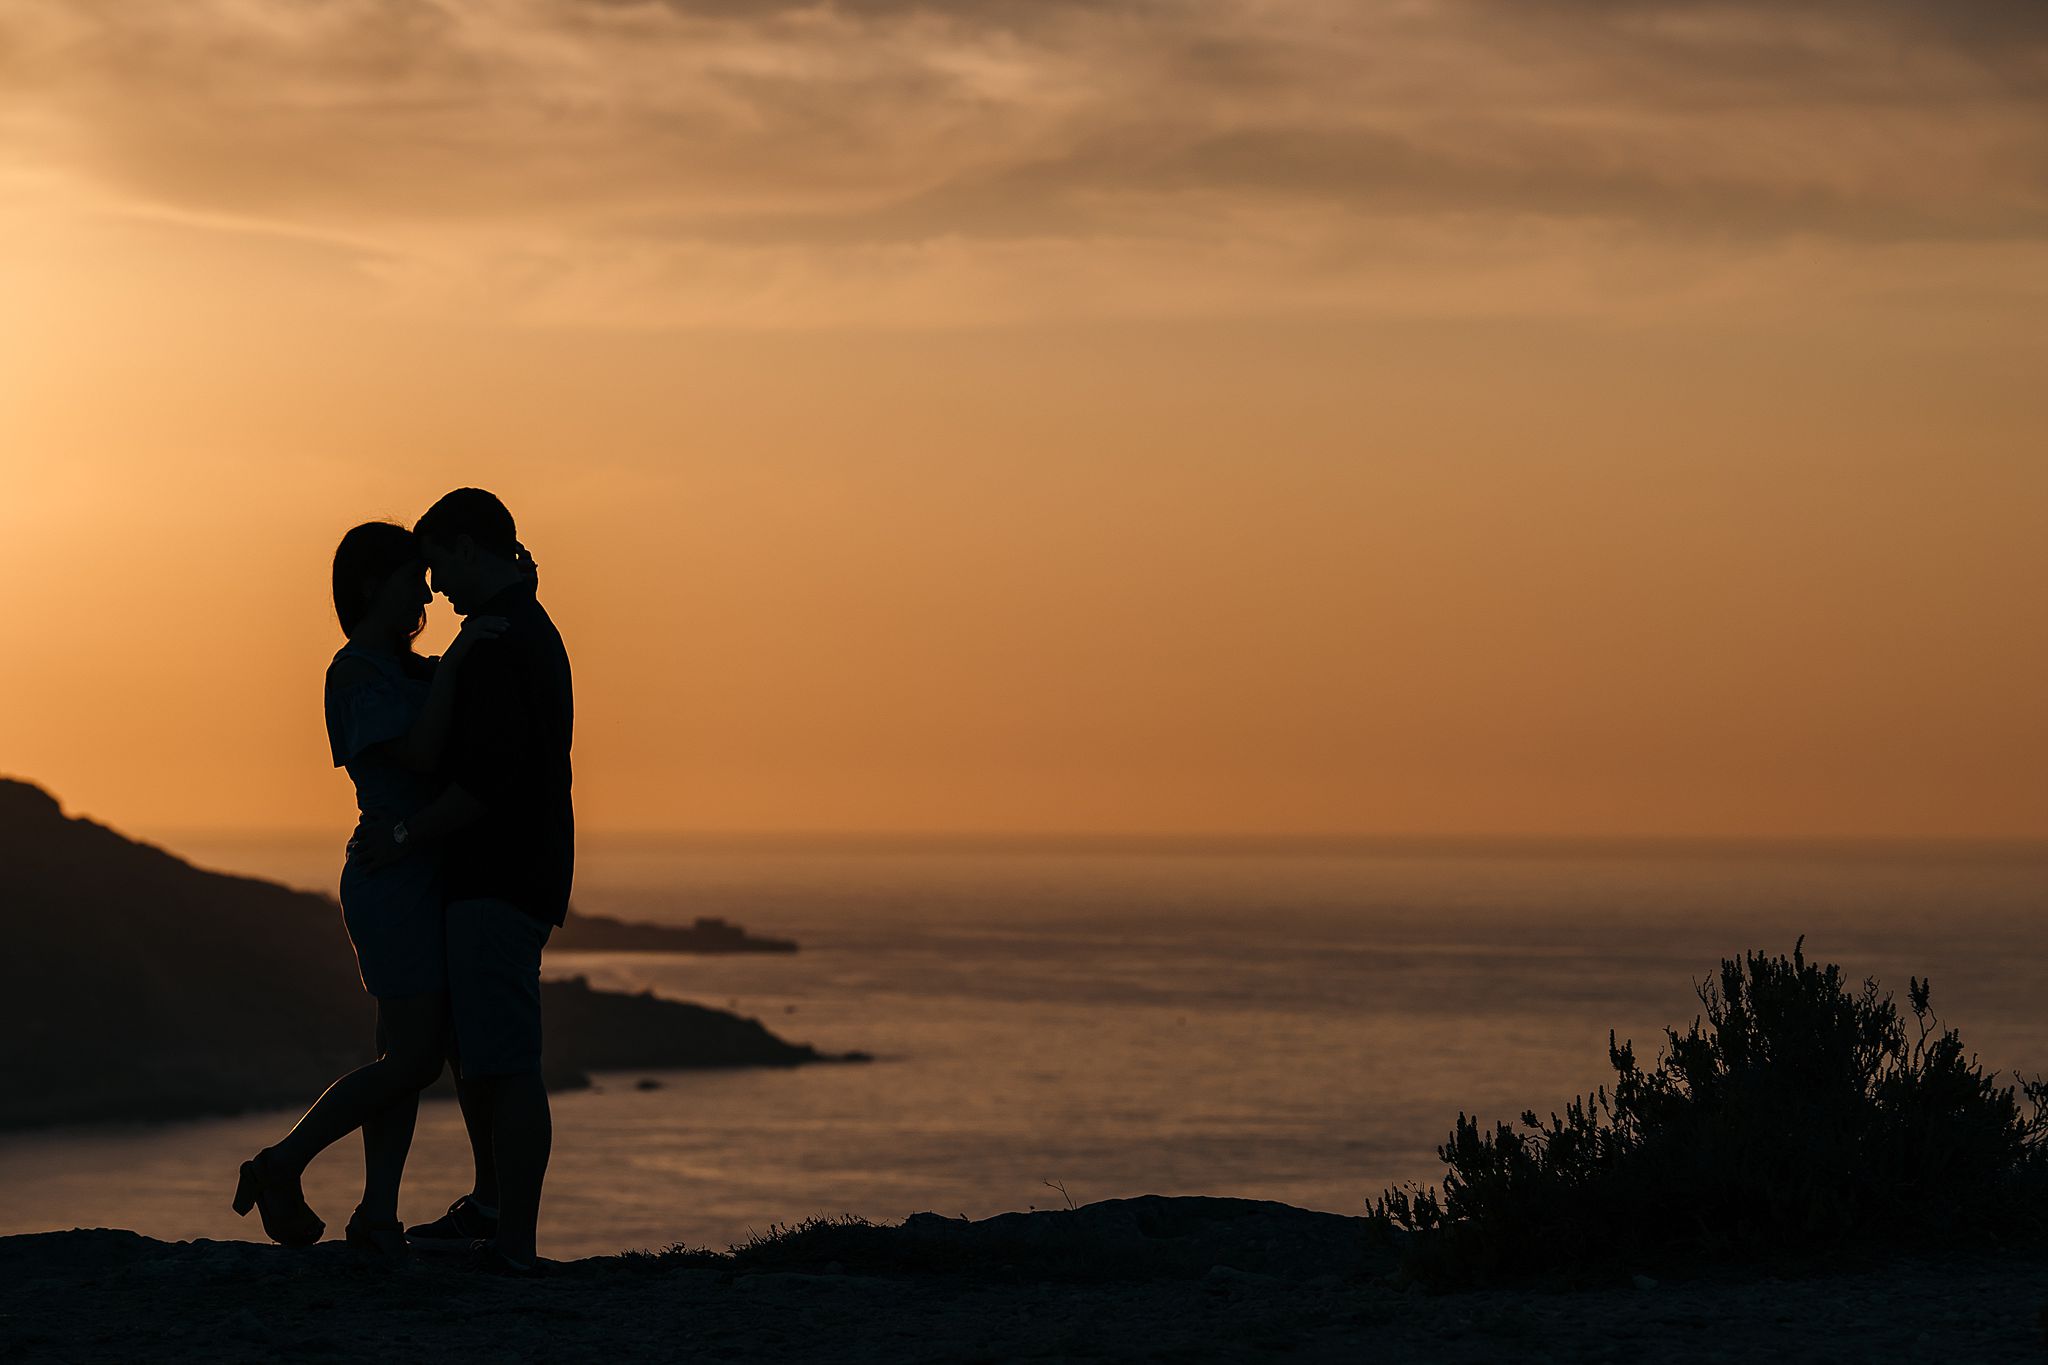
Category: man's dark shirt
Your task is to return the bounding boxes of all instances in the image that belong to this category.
[443,581,574,925]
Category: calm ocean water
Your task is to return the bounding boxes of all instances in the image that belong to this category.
[3,836,2044,1258]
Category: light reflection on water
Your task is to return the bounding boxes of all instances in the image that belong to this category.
[2,838,2043,1258]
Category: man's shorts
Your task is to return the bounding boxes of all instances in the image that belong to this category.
[446,898,553,1079]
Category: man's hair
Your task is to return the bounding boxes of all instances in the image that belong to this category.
[415,488,519,559]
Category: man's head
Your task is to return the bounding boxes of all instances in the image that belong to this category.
[414,488,529,613]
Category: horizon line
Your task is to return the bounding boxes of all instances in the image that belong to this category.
[141,825,2048,855]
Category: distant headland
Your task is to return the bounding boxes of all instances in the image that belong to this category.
[552,911,798,954]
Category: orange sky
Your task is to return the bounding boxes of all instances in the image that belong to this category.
[2,0,2044,840]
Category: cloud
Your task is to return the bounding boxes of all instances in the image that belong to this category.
[2,0,2042,326]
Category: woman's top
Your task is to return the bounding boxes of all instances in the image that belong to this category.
[323,642,441,821]
[324,642,447,997]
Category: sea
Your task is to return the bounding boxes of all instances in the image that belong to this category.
[2,836,2043,1258]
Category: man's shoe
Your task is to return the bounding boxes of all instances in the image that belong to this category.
[344,1209,410,1268]
[469,1239,544,1278]
[406,1195,499,1250]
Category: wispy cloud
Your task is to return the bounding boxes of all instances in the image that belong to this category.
[4,0,2042,325]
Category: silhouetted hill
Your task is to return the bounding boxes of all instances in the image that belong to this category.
[553,912,798,954]
[0,777,860,1130]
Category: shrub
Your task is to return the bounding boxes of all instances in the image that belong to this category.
[1368,939,2048,1286]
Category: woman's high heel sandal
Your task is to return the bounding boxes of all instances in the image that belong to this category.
[232,1149,325,1247]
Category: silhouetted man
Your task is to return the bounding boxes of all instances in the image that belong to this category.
[352,488,573,1274]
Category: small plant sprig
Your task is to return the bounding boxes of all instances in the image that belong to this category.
[1039,1178,1076,1211]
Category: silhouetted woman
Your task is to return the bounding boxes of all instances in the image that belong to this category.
[232,521,504,1258]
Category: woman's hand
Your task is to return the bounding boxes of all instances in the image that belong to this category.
[442,614,509,667]
[347,811,409,871]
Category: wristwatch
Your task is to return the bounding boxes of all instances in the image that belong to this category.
[392,820,410,847]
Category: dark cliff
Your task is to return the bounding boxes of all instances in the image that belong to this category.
[0,778,858,1129]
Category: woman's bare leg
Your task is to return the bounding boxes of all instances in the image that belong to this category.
[269,993,445,1191]
[357,999,436,1223]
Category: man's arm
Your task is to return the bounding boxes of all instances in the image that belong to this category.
[350,782,487,870]
[350,643,534,870]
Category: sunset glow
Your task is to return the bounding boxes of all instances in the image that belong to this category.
[3,0,2043,839]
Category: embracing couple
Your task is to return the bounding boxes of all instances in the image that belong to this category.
[230,488,573,1276]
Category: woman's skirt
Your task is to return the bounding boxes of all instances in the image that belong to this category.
[339,851,446,999]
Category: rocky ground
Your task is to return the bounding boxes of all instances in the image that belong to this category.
[4,1197,2048,1363]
